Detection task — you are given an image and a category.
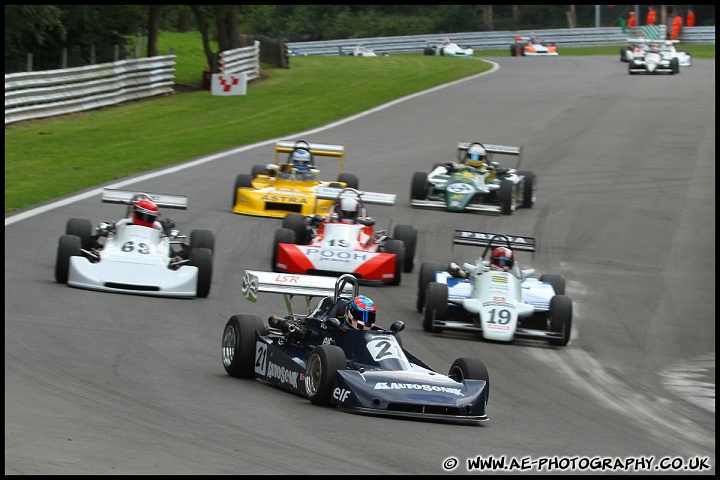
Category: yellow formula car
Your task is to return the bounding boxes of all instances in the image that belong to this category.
[232,140,359,218]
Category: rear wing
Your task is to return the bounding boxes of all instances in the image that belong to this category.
[453,230,536,253]
[315,186,396,206]
[274,140,346,173]
[101,188,188,210]
[457,142,523,169]
[242,270,356,302]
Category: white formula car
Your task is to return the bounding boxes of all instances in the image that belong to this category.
[417,230,572,346]
[424,39,474,57]
[55,189,215,298]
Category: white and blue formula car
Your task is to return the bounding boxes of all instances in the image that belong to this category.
[417,230,572,346]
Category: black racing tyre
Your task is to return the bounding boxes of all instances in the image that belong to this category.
[233,174,253,206]
[439,47,445,56]
[222,314,265,378]
[282,213,310,245]
[548,295,573,346]
[510,44,517,56]
[190,229,216,254]
[670,57,679,74]
[251,164,267,178]
[423,47,433,56]
[518,170,537,209]
[410,171,428,201]
[66,218,93,250]
[449,357,490,403]
[416,261,445,313]
[540,273,565,296]
[305,344,347,406]
[337,173,359,190]
[272,228,296,272]
[55,235,81,283]
[423,282,447,333]
[189,247,213,298]
[498,179,516,215]
[383,239,405,286]
[392,224,418,273]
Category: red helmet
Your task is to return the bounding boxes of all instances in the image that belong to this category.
[133,199,158,227]
[490,247,514,272]
[345,295,377,330]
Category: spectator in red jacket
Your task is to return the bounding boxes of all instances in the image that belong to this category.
[686,8,696,27]
[627,11,637,28]
[646,7,657,26]
[670,14,683,40]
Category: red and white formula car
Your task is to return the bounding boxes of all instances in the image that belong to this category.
[272,187,418,286]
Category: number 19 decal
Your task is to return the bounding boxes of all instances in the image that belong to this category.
[487,308,512,325]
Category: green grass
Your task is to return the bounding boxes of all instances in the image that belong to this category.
[4,32,715,213]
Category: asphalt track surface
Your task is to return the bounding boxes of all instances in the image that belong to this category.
[5,55,715,475]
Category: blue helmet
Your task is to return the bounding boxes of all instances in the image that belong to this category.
[345,295,377,330]
[291,149,312,172]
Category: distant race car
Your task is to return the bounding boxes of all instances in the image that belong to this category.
[272,187,418,286]
[339,44,381,57]
[410,141,536,215]
[417,231,572,346]
[628,41,681,75]
[510,36,559,56]
[222,270,490,425]
[424,39,474,57]
[55,189,215,298]
[232,140,360,219]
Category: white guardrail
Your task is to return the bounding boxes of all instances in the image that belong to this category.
[5,28,713,125]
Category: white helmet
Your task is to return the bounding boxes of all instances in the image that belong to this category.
[466,144,487,168]
[338,197,360,223]
[290,149,312,171]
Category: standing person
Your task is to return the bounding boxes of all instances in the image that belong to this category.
[627,11,637,28]
[670,13,683,40]
[646,6,657,26]
[686,8,696,27]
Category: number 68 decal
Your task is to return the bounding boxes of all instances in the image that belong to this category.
[121,241,150,254]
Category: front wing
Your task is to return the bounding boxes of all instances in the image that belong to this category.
[275,244,398,282]
[233,182,338,218]
[67,256,199,297]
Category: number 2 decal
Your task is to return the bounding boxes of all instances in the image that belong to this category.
[366,339,401,361]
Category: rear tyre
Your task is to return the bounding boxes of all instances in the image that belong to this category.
[272,228,296,272]
[282,213,310,245]
[251,164,267,178]
[393,224,418,273]
[540,273,565,296]
[410,172,428,201]
[510,44,517,56]
[423,282,447,333]
[449,357,490,403]
[518,171,537,209]
[189,247,213,298]
[190,229,216,254]
[55,235,81,283]
[305,345,347,406]
[337,173,359,190]
[416,261,445,312]
[383,239,405,286]
[66,218,93,250]
[233,174,253,207]
[222,314,265,378]
[548,295,573,346]
[498,180,516,215]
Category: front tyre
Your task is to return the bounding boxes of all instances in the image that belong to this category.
[498,180,516,215]
[449,357,490,403]
[189,247,213,298]
[410,172,428,201]
[272,228,296,272]
[548,295,573,346]
[392,224,418,273]
[337,173,359,190]
[518,171,537,209]
[66,218,93,250]
[55,235,81,283]
[222,314,265,377]
[423,282,447,333]
[416,261,445,312]
[305,345,347,406]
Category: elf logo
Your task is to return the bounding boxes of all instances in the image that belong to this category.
[333,387,351,402]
